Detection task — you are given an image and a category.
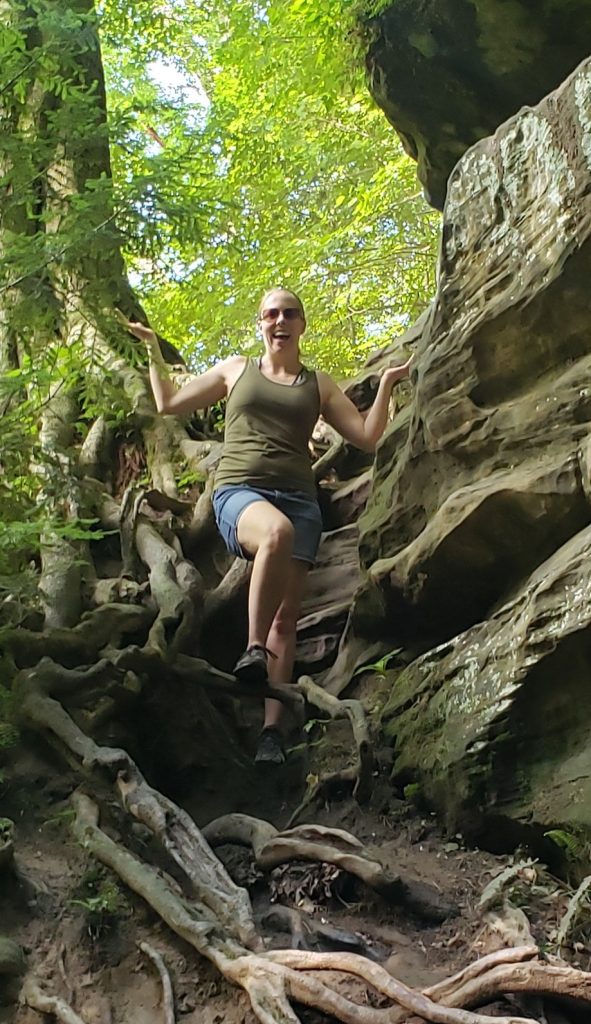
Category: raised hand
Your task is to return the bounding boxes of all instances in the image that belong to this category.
[381,355,413,389]
[114,309,158,348]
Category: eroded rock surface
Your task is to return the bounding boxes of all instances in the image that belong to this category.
[367,0,591,207]
[382,525,591,840]
[351,58,591,835]
[296,525,361,672]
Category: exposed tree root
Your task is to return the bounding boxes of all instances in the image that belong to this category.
[261,904,381,958]
[292,674,374,811]
[313,434,345,482]
[203,813,457,923]
[135,517,204,656]
[202,557,251,623]
[420,953,591,1015]
[12,605,591,1024]
[14,668,255,945]
[71,793,547,1024]
[14,670,591,1024]
[556,874,591,950]
[139,941,176,1024]
[186,471,218,552]
[21,976,88,1024]
[264,948,553,1024]
[3,602,152,668]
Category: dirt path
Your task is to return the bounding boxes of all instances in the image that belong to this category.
[2,734,587,1024]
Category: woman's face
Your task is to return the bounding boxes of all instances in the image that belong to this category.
[258,289,306,355]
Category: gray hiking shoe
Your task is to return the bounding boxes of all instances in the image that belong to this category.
[254,727,286,765]
[233,644,270,684]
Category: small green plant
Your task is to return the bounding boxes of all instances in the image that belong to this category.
[70,873,125,938]
[42,808,77,831]
[0,818,14,840]
[177,468,204,490]
[303,717,328,735]
[403,782,421,801]
[544,829,591,862]
[353,648,403,677]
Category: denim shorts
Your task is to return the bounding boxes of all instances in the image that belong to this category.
[212,484,323,565]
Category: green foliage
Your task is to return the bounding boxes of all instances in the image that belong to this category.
[176,468,206,490]
[70,870,126,937]
[353,647,404,676]
[1,0,439,610]
[101,0,439,375]
[0,684,19,754]
[0,818,14,840]
[545,829,591,861]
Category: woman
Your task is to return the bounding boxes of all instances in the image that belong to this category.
[124,288,411,764]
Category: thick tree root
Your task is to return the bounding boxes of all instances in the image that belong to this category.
[135,517,204,656]
[71,794,544,1024]
[15,653,591,1024]
[3,602,152,668]
[21,976,88,1024]
[261,904,382,958]
[203,813,457,924]
[293,674,374,809]
[202,556,250,623]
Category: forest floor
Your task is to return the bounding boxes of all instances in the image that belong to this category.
[2,668,589,1024]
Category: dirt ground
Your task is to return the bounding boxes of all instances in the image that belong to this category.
[1,673,590,1023]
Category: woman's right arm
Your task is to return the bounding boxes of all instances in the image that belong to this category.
[122,318,240,415]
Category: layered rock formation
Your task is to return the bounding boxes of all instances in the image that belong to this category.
[367,0,591,207]
[352,58,591,839]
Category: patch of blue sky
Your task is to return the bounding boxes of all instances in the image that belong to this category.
[147,57,210,130]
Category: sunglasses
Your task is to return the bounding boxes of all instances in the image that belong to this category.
[259,307,302,322]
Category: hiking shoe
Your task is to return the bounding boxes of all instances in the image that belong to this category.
[233,644,271,684]
[254,727,286,765]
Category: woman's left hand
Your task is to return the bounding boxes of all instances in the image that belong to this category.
[381,355,413,388]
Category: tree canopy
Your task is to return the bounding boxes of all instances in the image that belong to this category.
[0,0,439,601]
[101,0,439,374]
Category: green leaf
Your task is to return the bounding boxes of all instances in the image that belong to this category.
[353,648,404,676]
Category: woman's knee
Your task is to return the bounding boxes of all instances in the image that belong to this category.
[261,518,295,555]
[237,503,294,556]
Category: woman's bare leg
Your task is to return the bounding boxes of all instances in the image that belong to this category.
[236,500,295,649]
[263,559,310,728]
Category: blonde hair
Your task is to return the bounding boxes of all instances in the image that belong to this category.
[258,287,305,318]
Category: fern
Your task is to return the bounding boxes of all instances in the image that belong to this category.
[544,829,590,861]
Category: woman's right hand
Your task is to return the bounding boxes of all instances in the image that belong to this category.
[115,310,158,348]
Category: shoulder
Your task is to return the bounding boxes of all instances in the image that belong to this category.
[315,370,339,411]
[218,354,247,387]
[219,354,247,372]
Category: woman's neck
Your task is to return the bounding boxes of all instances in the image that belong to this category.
[260,349,302,376]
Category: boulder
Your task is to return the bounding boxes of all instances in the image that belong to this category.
[382,525,591,839]
[351,57,591,836]
[296,525,361,672]
[366,0,591,207]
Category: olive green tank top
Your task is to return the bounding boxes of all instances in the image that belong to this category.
[214,358,320,497]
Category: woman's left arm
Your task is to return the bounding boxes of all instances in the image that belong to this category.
[319,359,412,452]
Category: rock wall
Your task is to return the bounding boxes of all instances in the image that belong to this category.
[367,0,591,207]
[355,58,591,840]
